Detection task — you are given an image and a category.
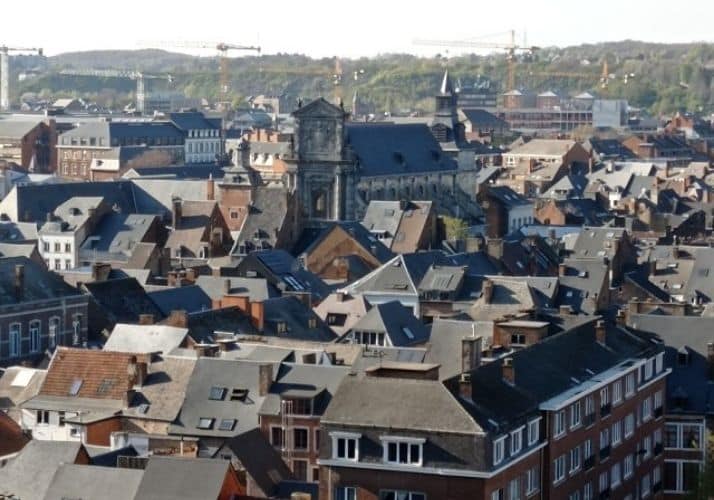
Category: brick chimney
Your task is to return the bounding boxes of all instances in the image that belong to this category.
[335,291,346,302]
[165,310,188,328]
[459,372,472,400]
[172,197,182,229]
[127,355,148,389]
[223,279,232,295]
[250,301,265,331]
[206,176,215,201]
[487,238,503,260]
[14,264,24,301]
[502,357,515,385]
[138,314,154,325]
[482,279,494,304]
[462,334,483,373]
[258,363,273,396]
[595,320,606,345]
[559,263,567,276]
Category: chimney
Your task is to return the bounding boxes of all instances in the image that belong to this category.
[172,197,182,229]
[206,176,215,201]
[462,334,483,373]
[559,304,572,316]
[258,363,273,396]
[559,263,567,276]
[138,314,154,325]
[127,356,148,389]
[648,260,657,277]
[486,238,503,260]
[482,279,494,304]
[502,357,515,385]
[595,320,606,345]
[335,291,346,302]
[46,212,53,223]
[459,372,472,400]
[194,343,219,358]
[528,158,537,173]
[223,279,232,295]
[250,301,265,331]
[216,338,237,352]
[14,264,24,301]
[672,246,680,259]
[166,310,188,328]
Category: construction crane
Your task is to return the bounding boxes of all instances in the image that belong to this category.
[0,45,43,111]
[414,30,538,92]
[523,61,634,89]
[257,57,347,104]
[58,69,173,114]
[139,41,260,101]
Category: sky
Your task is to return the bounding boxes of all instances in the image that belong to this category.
[3,0,713,59]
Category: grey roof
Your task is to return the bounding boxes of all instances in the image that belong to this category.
[458,319,659,431]
[148,285,213,315]
[169,358,275,438]
[418,265,465,293]
[556,259,609,314]
[262,296,337,342]
[425,318,492,380]
[322,374,481,434]
[0,366,46,412]
[183,307,258,344]
[79,212,158,262]
[169,111,220,132]
[0,256,82,304]
[83,277,165,325]
[130,178,211,214]
[342,301,430,347]
[43,464,143,500]
[195,275,274,302]
[345,123,458,176]
[246,249,330,299]
[260,362,351,416]
[233,186,290,253]
[104,323,189,354]
[571,226,627,259]
[0,120,40,139]
[0,440,84,500]
[222,429,294,497]
[0,221,38,242]
[124,164,226,179]
[507,138,577,157]
[541,173,588,199]
[133,456,229,500]
[459,108,509,129]
[683,248,714,303]
[302,221,394,264]
[60,121,183,143]
[484,185,531,208]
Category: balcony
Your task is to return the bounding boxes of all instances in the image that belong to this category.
[583,413,596,427]
[599,446,611,461]
[654,443,663,456]
[654,406,663,418]
[583,455,595,470]
[599,489,611,500]
[653,481,662,493]
[600,404,612,417]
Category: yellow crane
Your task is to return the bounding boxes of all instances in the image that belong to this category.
[523,60,633,89]
[413,30,538,92]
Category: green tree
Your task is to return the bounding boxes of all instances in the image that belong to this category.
[443,216,469,241]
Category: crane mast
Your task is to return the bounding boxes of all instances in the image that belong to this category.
[0,45,43,111]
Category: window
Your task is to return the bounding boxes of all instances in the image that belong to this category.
[197,417,214,430]
[36,410,49,424]
[644,358,653,380]
[569,446,581,473]
[54,242,61,252]
[527,418,540,446]
[491,489,504,500]
[600,428,609,450]
[625,372,635,397]
[600,386,610,413]
[72,316,81,345]
[612,380,622,405]
[43,241,49,252]
[294,428,309,450]
[526,466,539,495]
[554,410,566,438]
[494,436,506,465]
[383,437,423,466]
[315,429,321,451]
[335,487,356,500]
[611,420,622,447]
[583,482,593,500]
[623,454,634,479]
[292,459,308,481]
[511,428,523,455]
[218,419,236,431]
[286,398,312,415]
[511,333,526,345]
[642,435,652,460]
[641,473,650,497]
[30,321,41,353]
[58,411,66,427]
[311,467,319,483]
[655,352,664,373]
[584,394,595,422]
[599,471,609,493]
[380,492,425,500]
[568,492,580,500]
[652,464,661,487]
[554,454,566,483]
[65,259,71,269]
[209,386,226,400]
[333,433,359,461]
[64,242,71,253]
[642,397,652,422]
[570,402,581,429]
[48,317,59,348]
[584,439,593,460]
[610,462,621,489]
[509,478,520,500]
[9,323,20,357]
[271,427,284,447]
[654,390,663,413]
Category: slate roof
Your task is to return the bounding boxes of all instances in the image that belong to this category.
[0,120,40,139]
[571,226,627,260]
[0,440,85,500]
[194,275,274,302]
[104,324,189,354]
[586,138,636,160]
[245,249,330,300]
[0,221,38,242]
[222,429,294,497]
[458,319,658,431]
[0,256,82,304]
[302,221,394,264]
[169,358,275,438]
[79,212,158,262]
[83,277,165,325]
[133,456,230,500]
[683,248,714,303]
[425,318,492,380]
[460,108,510,130]
[507,139,576,157]
[556,259,609,314]
[168,111,220,132]
[341,301,429,346]
[262,296,337,342]
[233,186,290,254]
[124,164,226,179]
[43,464,143,500]
[0,366,45,412]
[484,185,531,208]
[313,292,371,336]
[260,363,350,417]
[345,123,458,176]
[60,121,184,144]
[148,285,213,315]
[182,307,257,344]
[322,374,481,434]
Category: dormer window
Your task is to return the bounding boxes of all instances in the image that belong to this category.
[493,436,506,465]
[381,436,424,466]
[510,427,523,455]
[331,432,360,461]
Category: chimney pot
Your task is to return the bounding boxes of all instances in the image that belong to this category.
[595,320,606,344]
[223,279,231,295]
[502,357,515,384]
[138,314,154,325]
[482,279,494,304]
[462,335,483,373]
[258,363,273,396]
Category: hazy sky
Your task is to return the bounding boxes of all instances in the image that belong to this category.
[4,0,713,58]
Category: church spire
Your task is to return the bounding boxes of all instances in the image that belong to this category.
[440,69,455,95]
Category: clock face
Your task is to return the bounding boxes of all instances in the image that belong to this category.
[311,120,335,152]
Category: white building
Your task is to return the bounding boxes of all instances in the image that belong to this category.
[169,112,222,164]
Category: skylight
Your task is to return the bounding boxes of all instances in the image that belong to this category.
[197,417,215,430]
[218,418,236,431]
[10,369,33,387]
[209,386,227,401]
[69,378,83,396]
[230,388,249,401]
[402,327,415,340]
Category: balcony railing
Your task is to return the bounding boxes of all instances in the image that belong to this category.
[584,413,596,427]
[654,443,663,456]
[583,455,595,470]
[654,406,663,418]
[600,404,612,417]
[653,481,662,493]
[599,446,611,461]
[599,489,611,500]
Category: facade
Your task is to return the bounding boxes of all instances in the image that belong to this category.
[168,111,223,164]
[0,119,56,172]
[0,257,89,366]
